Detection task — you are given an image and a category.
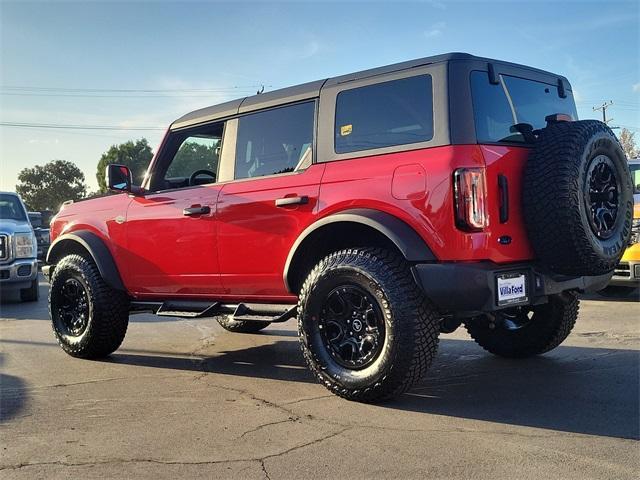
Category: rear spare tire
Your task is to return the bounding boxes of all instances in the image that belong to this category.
[523,120,633,276]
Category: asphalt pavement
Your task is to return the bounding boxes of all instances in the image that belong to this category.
[1,275,638,479]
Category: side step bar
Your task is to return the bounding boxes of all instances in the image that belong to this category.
[130,300,297,323]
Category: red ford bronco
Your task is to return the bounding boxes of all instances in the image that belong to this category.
[44,53,633,402]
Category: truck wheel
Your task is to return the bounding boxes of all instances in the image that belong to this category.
[217,317,270,333]
[49,254,129,358]
[297,248,440,402]
[20,279,39,302]
[523,120,633,276]
[464,292,579,358]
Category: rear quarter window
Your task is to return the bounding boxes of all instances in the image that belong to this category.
[335,75,434,154]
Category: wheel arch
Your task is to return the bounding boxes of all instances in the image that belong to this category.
[283,208,436,294]
[46,230,126,291]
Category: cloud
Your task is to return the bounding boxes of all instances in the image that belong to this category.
[424,22,445,38]
[277,39,322,62]
[633,83,640,93]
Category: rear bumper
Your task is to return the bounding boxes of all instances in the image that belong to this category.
[414,261,611,316]
[0,258,39,289]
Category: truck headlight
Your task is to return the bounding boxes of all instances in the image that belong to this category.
[15,233,36,258]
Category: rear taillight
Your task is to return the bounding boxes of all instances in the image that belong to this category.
[454,168,488,231]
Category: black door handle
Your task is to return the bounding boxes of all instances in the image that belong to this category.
[183,205,210,216]
[275,196,309,207]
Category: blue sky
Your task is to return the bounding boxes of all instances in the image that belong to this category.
[1,0,638,192]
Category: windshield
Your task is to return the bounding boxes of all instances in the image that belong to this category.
[28,212,43,228]
[471,71,578,144]
[0,194,27,221]
[630,163,640,195]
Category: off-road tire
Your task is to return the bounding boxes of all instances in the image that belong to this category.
[465,291,579,358]
[297,248,440,402]
[49,254,129,358]
[217,317,270,333]
[523,120,633,276]
[20,279,39,302]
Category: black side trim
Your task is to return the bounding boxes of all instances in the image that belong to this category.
[283,208,436,292]
[498,174,509,223]
[46,231,125,291]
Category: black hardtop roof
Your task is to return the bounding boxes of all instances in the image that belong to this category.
[171,52,568,130]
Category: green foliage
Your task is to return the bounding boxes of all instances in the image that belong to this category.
[16,160,87,211]
[166,141,218,178]
[96,138,153,192]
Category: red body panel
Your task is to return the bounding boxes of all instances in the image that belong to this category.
[318,145,534,263]
[216,164,325,299]
[123,185,224,296]
[50,144,534,301]
[50,193,131,284]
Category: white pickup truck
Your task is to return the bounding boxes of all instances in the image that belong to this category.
[0,191,39,302]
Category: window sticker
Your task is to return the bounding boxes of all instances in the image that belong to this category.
[340,124,353,136]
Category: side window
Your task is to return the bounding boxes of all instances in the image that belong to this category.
[234,101,315,180]
[335,75,433,154]
[162,122,223,189]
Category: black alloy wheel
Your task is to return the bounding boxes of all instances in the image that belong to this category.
[318,285,386,369]
[53,277,91,337]
[585,155,621,240]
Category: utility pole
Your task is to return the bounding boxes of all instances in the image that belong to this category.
[593,101,613,124]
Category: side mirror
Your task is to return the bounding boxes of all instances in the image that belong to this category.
[106,164,143,194]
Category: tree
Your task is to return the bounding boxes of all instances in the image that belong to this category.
[618,128,638,159]
[166,140,218,178]
[96,138,153,192]
[16,160,87,211]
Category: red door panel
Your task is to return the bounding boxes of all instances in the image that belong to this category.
[216,164,325,298]
[123,185,223,296]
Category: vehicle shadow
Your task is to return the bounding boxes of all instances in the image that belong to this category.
[0,354,28,423]
[108,337,639,440]
[581,289,640,303]
[0,275,49,320]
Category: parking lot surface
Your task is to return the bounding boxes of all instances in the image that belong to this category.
[1,276,638,479]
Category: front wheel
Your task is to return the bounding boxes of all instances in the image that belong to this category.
[297,248,440,402]
[465,292,579,358]
[49,254,129,358]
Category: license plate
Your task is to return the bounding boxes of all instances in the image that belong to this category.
[496,273,528,306]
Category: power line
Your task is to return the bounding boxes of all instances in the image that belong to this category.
[0,122,164,131]
[0,91,258,99]
[0,84,272,93]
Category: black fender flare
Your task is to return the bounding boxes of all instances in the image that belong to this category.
[283,208,436,292]
[46,230,125,291]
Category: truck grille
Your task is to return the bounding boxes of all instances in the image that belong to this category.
[0,234,7,260]
[614,263,630,278]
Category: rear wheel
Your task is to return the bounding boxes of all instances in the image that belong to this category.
[298,248,440,402]
[465,292,579,358]
[49,254,129,358]
[217,317,270,333]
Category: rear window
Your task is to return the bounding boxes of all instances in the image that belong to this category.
[335,75,433,154]
[471,71,578,144]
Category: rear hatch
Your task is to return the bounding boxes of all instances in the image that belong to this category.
[469,70,579,263]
